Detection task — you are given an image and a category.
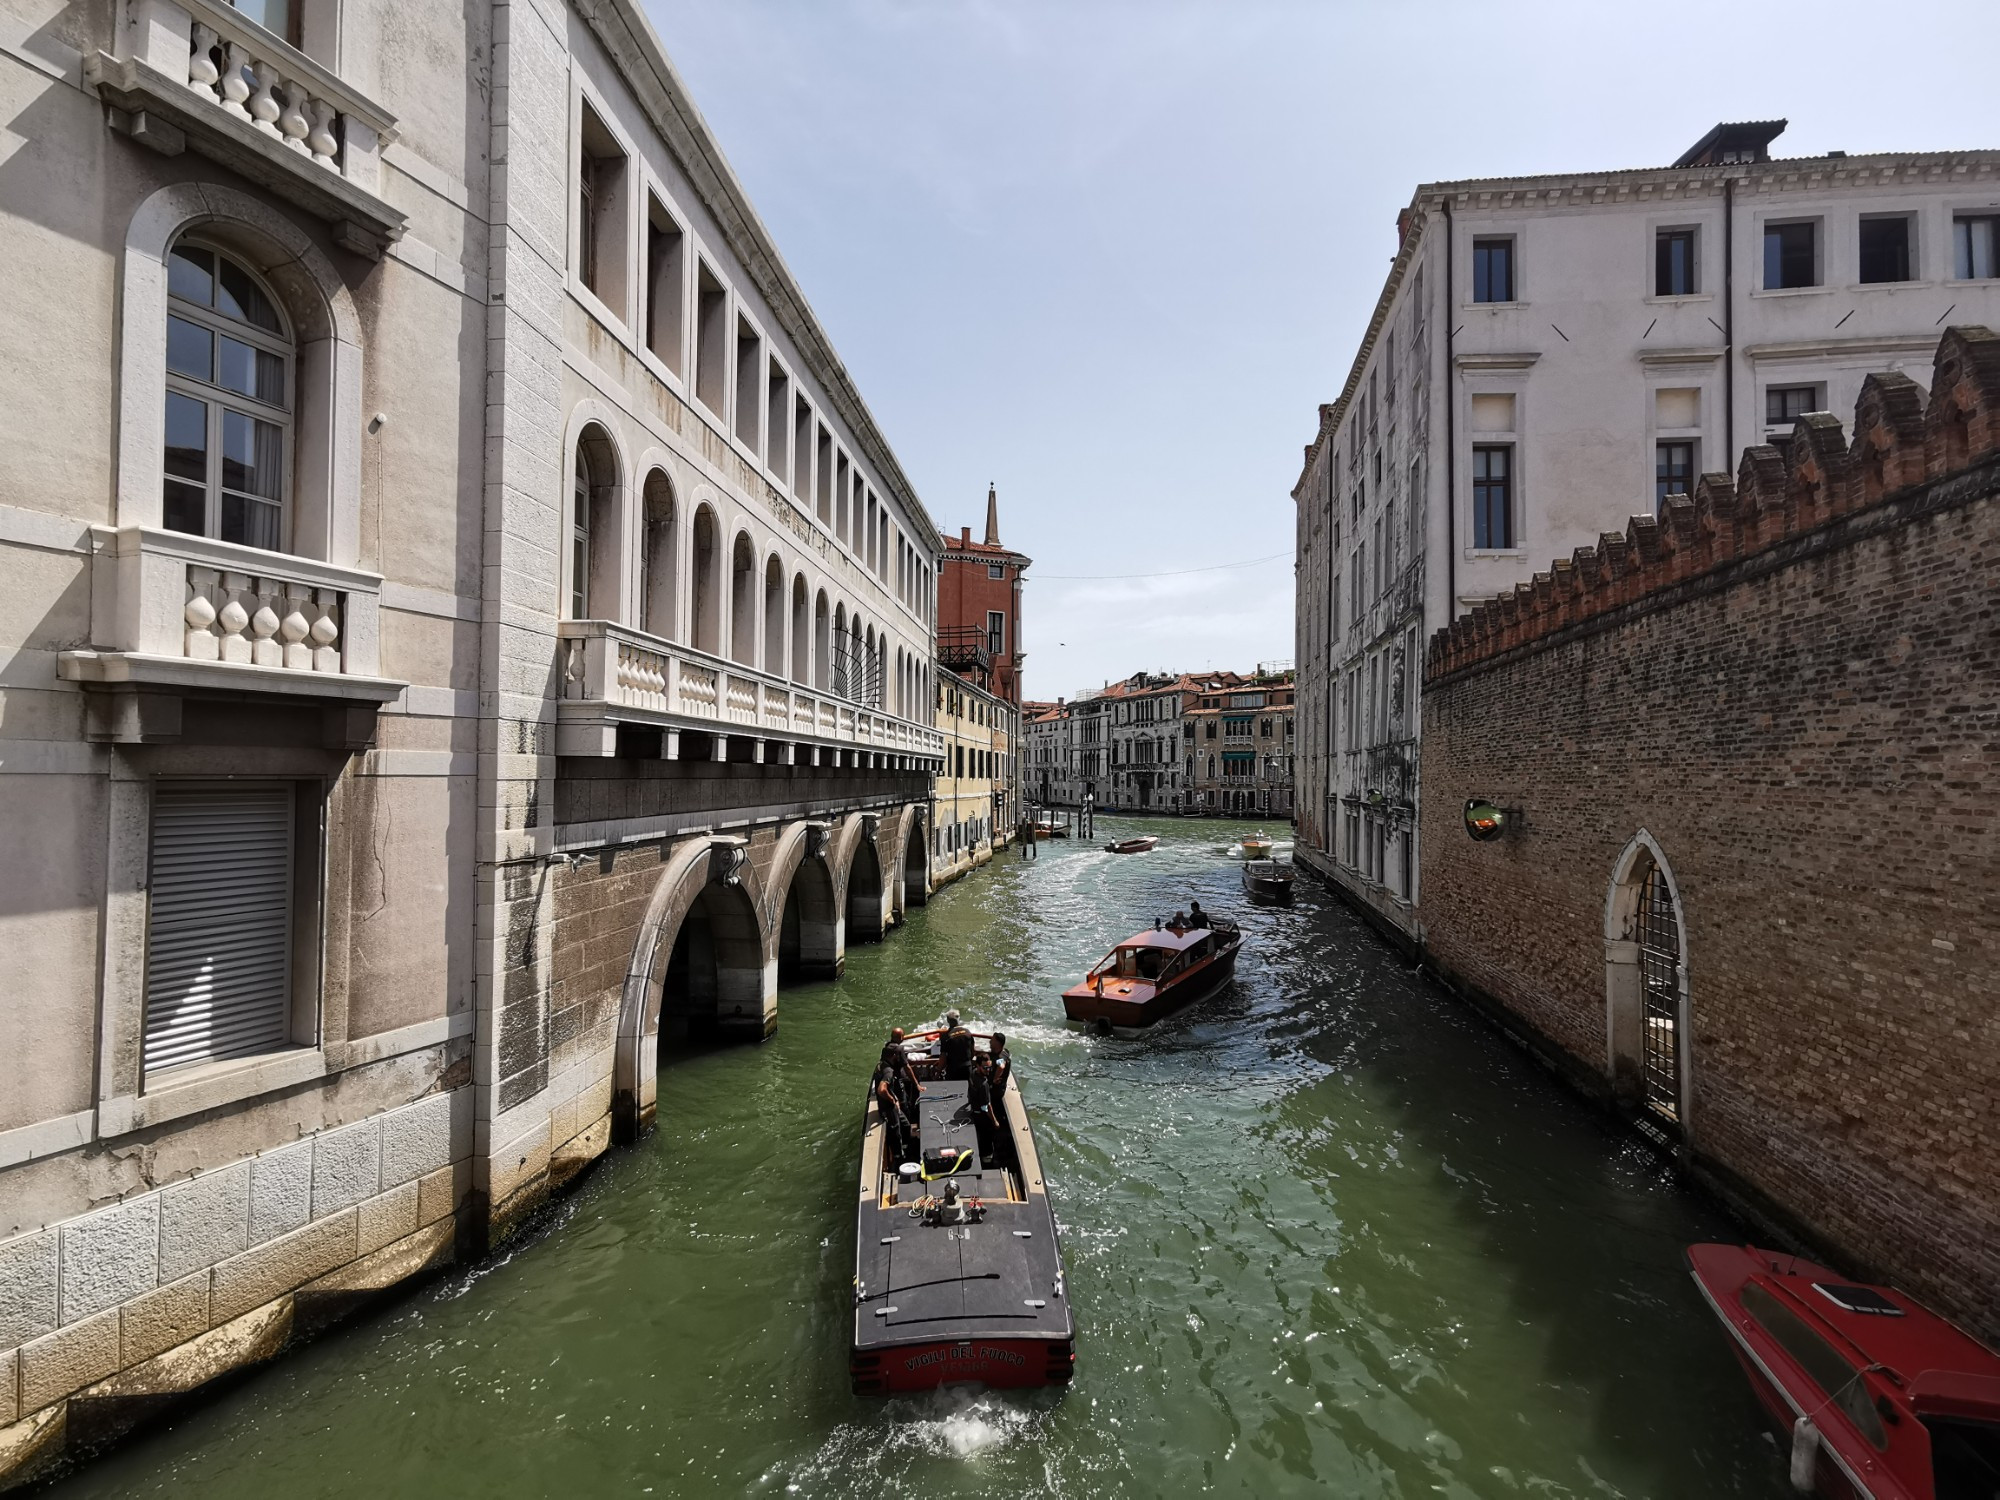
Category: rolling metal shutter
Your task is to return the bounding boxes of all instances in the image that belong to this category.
[144,784,294,1074]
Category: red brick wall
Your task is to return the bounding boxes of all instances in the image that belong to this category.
[1419,332,2000,1338]
[938,544,1023,704]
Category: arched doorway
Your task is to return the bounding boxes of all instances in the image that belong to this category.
[640,468,677,639]
[778,841,841,981]
[729,531,757,667]
[846,825,886,942]
[902,811,929,908]
[1605,834,1688,1136]
[691,505,721,655]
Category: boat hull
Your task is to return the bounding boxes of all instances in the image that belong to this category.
[851,1335,1076,1395]
[1241,862,1294,904]
[1062,941,1241,1033]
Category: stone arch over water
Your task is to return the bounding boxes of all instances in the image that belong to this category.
[768,820,842,982]
[612,838,774,1140]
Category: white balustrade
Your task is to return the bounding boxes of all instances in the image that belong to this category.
[677,661,719,718]
[762,685,788,727]
[186,18,343,170]
[181,564,344,672]
[724,679,757,724]
[615,641,668,711]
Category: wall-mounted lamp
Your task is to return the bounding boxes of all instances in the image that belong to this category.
[1463,799,1517,843]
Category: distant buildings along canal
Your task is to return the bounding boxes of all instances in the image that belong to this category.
[0,0,950,1481]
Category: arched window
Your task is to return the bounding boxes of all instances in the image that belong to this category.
[813,590,830,690]
[790,574,808,685]
[164,241,291,550]
[640,469,677,639]
[691,505,721,655]
[762,555,785,676]
[569,425,620,620]
[729,532,756,667]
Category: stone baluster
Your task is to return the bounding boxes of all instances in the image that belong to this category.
[247,59,283,136]
[184,565,221,660]
[310,592,342,672]
[250,589,283,667]
[187,23,220,91]
[277,590,312,670]
[304,98,339,164]
[217,572,253,663]
[277,79,311,153]
[217,41,252,120]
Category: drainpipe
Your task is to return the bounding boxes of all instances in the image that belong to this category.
[1723,175,1736,469]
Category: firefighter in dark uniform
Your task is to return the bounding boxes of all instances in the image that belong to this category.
[874,1069,916,1165]
[966,1054,998,1165]
[941,1010,975,1081]
[880,1027,923,1116]
[985,1031,1014,1139]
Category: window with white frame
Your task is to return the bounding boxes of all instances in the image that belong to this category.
[164,242,291,551]
[1955,215,1999,280]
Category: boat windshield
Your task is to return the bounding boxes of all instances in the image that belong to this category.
[1929,1417,2000,1500]
[1741,1282,1888,1450]
[1093,945,1171,982]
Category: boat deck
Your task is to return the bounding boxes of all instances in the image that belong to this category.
[854,1077,1071,1351]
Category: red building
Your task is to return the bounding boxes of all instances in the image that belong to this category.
[937,484,1031,705]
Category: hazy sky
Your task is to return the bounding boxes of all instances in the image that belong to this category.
[645,0,2000,701]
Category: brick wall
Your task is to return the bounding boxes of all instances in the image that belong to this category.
[1418,328,2000,1339]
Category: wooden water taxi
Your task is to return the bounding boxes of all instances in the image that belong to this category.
[1061,916,1243,1034]
[1104,835,1158,854]
[1241,859,1294,904]
[1688,1242,2000,1498]
[851,1026,1075,1395]
[1239,832,1274,859]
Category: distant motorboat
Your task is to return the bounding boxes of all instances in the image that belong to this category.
[1241,859,1294,904]
[1239,832,1274,860]
[1104,836,1158,854]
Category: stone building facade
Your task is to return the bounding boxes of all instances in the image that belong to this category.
[0,0,941,1480]
[930,672,1019,888]
[1418,328,2000,1341]
[1185,673,1294,817]
[1295,120,2000,946]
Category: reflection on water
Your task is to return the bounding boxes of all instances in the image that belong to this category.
[42,818,1785,1499]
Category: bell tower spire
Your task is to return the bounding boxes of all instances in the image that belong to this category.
[984,482,1000,546]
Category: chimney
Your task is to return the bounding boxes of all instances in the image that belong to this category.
[984,483,1000,546]
[959,525,970,548]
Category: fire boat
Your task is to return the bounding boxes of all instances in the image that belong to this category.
[1687,1243,2000,1498]
[850,1025,1075,1395]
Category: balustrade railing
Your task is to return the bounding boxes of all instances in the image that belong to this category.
[556,621,943,761]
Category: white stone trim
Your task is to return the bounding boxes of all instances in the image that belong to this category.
[117,182,364,566]
[0,1111,94,1172]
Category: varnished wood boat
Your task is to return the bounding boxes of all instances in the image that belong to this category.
[1688,1242,2000,1497]
[1061,917,1243,1034]
[851,1026,1075,1395]
[1239,832,1274,859]
[1104,836,1158,854]
[1241,859,1294,904]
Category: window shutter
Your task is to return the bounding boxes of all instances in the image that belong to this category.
[144,785,295,1073]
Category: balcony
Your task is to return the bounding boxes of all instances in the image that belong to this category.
[59,526,405,743]
[85,0,404,256]
[556,621,945,767]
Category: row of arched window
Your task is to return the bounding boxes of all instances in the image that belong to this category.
[570,420,932,719]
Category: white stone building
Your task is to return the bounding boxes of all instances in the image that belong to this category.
[1294,120,2000,940]
[0,0,943,1475]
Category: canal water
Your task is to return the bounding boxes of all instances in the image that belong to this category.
[43,818,1790,1499]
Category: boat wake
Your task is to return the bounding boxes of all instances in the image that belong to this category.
[768,1388,1057,1493]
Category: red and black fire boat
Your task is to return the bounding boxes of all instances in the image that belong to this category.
[1688,1243,2000,1498]
[850,1024,1074,1395]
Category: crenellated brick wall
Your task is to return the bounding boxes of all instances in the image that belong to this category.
[1418,327,2000,1340]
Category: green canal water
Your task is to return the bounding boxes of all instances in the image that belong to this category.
[42,818,1790,1498]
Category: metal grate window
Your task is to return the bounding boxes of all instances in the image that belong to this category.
[1635,860,1683,1128]
[144,784,295,1074]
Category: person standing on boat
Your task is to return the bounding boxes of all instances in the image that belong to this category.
[880,1027,923,1115]
[1188,899,1208,930]
[966,1055,998,1165]
[874,1069,916,1165]
[941,1012,975,1080]
[986,1032,1014,1134]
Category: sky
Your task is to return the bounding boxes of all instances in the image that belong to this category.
[644,0,2000,702]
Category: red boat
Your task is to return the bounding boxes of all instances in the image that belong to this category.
[1688,1243,2000,1498]
[1104,836,1158,854]
[1061,916,1242,1034]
